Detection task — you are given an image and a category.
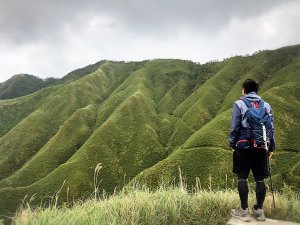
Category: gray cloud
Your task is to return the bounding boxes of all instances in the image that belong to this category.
[0,0,85,44]
[0,0,292,43]
[101,0,285,36]
[0,0,299,82]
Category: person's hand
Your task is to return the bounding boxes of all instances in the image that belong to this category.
[230,144,237,152]
[268,151,273,159]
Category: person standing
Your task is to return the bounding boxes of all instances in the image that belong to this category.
[229,79,275,222]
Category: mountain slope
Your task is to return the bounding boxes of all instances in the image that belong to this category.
[0,45,299,218]
[0,74,58,100]
[134,46,300,188]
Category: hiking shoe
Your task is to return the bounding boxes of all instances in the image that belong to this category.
[231,207,251,222]
[252,208,266,221]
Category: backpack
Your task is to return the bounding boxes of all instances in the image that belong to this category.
[242,98,272,149]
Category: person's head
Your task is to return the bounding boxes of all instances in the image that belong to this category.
[242,79,259,95]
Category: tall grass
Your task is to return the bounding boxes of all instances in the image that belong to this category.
[11,169,300,225]
[12,187,300,225]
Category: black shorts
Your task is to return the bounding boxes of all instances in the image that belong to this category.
[233,147,269,181]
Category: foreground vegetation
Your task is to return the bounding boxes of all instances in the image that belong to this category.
[10,183,300,225]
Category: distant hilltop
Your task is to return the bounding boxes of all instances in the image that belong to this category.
[0,74,57,99]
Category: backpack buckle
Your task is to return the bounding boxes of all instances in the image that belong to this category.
[253,140,257,147]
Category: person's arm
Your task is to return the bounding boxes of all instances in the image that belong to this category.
[268,108,275,153]
[229,103,241,150]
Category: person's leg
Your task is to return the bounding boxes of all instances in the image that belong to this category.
[251,149,268,221]
[252,149,268,209]
[238,177,249,210]
[254,179,266,209]
[232,174,251,222]
[252,178,267,221]
[233,149,251,210]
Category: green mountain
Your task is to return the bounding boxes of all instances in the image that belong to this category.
[0,45,299,218]
[0,74,59,100]
[0,61,122,100]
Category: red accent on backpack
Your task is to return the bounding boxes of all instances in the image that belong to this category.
[251,102,260,109]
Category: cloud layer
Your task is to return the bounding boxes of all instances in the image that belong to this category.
[0,0,299,82]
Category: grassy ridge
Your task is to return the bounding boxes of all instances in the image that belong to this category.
[0,45,299,219]
[0,86,59,137]
[0,70,106,181]
[133,46,300,189]
[0,61,142,182]
[0,104,97,188]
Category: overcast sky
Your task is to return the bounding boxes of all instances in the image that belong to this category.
[0,0,299,83]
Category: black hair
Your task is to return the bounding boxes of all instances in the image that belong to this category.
[242,79,259,94]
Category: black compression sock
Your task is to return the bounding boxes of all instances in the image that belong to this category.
[255,180,266,209]
[238,178,249,210]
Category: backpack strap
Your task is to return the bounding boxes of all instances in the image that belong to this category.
[258,99,265,108]
[241,98,252,108]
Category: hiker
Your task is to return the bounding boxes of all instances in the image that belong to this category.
[229,79,275,222]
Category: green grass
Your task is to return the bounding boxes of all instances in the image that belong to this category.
[11,183,300,225]
[0,104,97,188]
[0,85,59,137]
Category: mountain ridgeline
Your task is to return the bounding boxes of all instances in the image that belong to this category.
[0,45,299,217]
[0,74,59,100]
